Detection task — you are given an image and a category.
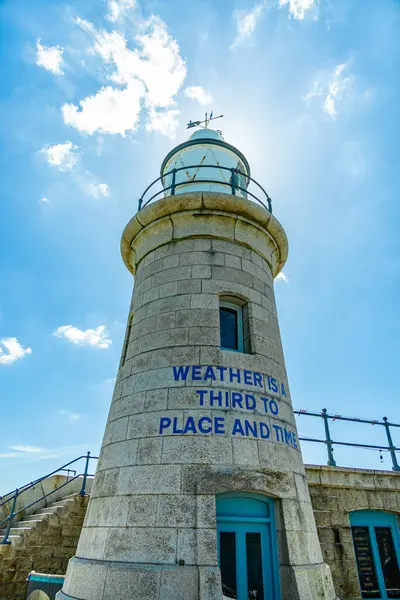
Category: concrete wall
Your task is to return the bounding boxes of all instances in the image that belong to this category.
[307,465,400,599]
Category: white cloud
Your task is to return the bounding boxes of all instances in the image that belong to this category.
[53,325,112,349]
[40,141,80,171]
[275,271,289,283]
[0,338,32,366]
[184,86,213,106]
[60,410,81,422]
[305,63,354,119]
[83,181,110,198]
[0,444,89,462]
[279,0,316,20]
[62,82,144,136]
[40,196,49,203]
[323,63,354,118]
[146,108,180,139]
[36,38,64,75]
[10,445,43,453]
[107,0,136,22]
[65,16,186,137]
[231,2,266,49]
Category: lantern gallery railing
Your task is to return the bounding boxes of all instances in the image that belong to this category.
[294,409,400,472]
[137,164,273,213]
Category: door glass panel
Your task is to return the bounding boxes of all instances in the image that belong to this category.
[220,531,238,599]
[351,526,381,598]
[375,527,400,599]
[246,532,265,600]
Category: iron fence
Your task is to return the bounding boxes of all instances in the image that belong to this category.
[0,452,98,545]
[294,408,400,472]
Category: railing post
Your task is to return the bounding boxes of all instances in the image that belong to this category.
[267,196,272,213]
[230,169,236,196]
[171,169,177,196]
[80,452,91,496]
[322,409,336,467]
[1,489,18,545]
[383,417,400,472]
[138,197,143,211]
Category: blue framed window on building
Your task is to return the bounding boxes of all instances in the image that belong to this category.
[350,510,400,599]
[216,493,281,600]
[220,299,245,352]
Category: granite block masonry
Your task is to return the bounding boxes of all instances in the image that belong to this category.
[57,128,339,600]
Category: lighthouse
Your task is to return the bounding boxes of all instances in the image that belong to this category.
[57,119,338,600]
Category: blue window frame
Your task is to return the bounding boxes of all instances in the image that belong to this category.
[220,301,244,352]
[350,511,400,599]
[216,493,281,600]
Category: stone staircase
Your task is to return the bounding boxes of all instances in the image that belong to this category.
[0,492,89,600]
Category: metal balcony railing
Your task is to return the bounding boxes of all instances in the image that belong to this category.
[295,409,400,471]
[138,164,273,213]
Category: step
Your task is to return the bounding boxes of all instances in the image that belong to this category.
[49,500,75,508]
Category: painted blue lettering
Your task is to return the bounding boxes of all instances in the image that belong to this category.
[225,391,230,408]
[215,417,225,434]
[232,418,245,436]
[261,397,269,413]
[269,400,279,415]
[244,370,252,385]
[281,382,287,397]
[183,417,197,434]
[198,416,212,434]
[244,420,258,438]
[292,432,298,449]
[231,392,243,409]
[270,377,278,393]
[196,389,208,406]
[191,366,202,380]
[284,428,293,445]
[260,423,270,439]
[203,366,217,381]
[210,390,223,407]
[173,418,183,434]
[216,366,227,381]
[229,368,241,383]
[273,424,283,441]
[253,372,263,388]
[159,417,171,434]
[173,365,190,381]
[245,394,256,410]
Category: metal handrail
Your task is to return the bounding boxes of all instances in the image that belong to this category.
[0,451,98,545]
[138,164,272,213]
[294,409,400,472]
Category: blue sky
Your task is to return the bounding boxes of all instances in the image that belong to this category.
[1,0,400,493]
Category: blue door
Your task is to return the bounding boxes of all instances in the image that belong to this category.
[350,511,400,599]
[216,494,281,600]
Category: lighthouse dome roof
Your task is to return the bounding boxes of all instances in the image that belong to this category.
[188,128,224,142]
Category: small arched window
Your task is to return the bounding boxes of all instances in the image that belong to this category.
[219,299,245,352]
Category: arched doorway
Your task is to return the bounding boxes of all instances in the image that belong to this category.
[216,493,281,600]
[350,510,400,599]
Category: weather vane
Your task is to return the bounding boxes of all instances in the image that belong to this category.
[187,111,224,130]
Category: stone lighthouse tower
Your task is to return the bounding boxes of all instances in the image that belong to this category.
[58,123,338,600]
